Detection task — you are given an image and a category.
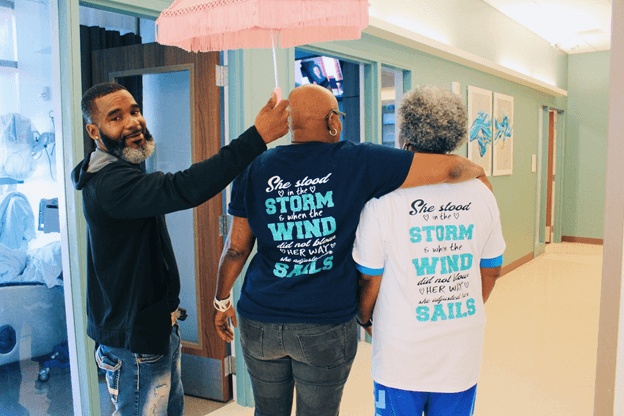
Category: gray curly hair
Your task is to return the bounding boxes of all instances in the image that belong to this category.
[398,85,468,154]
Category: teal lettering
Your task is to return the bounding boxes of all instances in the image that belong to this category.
[273,263,288,277]
[294,221,304,239]
[467,298,476,316]
[445,225,458,241]
[440,256,448,274]
[436,226,444,241]
[315,191,334,209]
[321,217,336,236]
[308,260,322,274]
[290,196,303,212]
[410,227,422,243]
[447,255,459,272]
[303,219,322,238]
[460,254,473,270]
[302,194,315,210]
[276,197,289,213]
[268,222,295,241]
[422,226,435,242]
[458,224,474,240]
[455,302,468,318]
[323,256,333,270]
[287,264,304,277]
[431,304,447,322]
[416,306,430,321]
[412,257,439,276]
[446,303,455,319]
[265,199,276,215]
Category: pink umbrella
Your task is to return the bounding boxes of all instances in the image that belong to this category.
[156,0,369,101]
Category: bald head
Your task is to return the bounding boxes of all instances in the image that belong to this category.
[289,84,342,143]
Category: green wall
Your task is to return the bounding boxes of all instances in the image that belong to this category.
[563,51,610,240]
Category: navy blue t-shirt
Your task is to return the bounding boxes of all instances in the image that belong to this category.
[229,141,413,324]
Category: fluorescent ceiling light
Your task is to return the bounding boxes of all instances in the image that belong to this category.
[499,60,530,76]
[385,15,451,45]
[498,3,586,50]
[533,73,556,86]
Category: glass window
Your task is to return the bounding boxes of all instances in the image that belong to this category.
[381,67,405,148]
[0,1,72,414]
[295,50,364,143]
[0,4,17,62]
[0,66,19,115]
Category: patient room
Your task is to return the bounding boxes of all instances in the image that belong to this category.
[0,1,69,414]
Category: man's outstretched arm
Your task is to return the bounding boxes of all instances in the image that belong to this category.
[399,153,489,189]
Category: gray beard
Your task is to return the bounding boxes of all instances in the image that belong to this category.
[119,139,155,164]
[99,129,155,164]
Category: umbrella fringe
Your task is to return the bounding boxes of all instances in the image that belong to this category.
[156,0,368,51]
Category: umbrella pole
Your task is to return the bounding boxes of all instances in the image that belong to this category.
[271,30,281,103]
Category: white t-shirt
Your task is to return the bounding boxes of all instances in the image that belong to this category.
[353,179,505,393]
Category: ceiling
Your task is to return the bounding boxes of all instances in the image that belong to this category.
[481,0,612,54]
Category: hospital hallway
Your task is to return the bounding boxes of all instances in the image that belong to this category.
[208,243,602,416]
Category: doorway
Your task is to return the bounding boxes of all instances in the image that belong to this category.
[536,106,565,252]
[89,42,232,404]
[545,110,557,243]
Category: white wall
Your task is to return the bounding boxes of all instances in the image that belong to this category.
[596,0,624,413]
[368,0,567,90]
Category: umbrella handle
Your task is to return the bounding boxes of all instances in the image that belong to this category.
[274,87,282,105]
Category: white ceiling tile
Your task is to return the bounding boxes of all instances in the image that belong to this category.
[539,5,596,33]
[581,2,614,33]
[483,0,612,51]
[581,33,611,49]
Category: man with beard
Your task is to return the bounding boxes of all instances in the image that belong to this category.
[71,82,289,415]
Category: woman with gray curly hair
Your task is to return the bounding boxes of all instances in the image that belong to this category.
[399,85,468,154]
[353,86,505,416]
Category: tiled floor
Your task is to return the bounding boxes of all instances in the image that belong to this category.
[209,243,603,416]
[4,243,601,415]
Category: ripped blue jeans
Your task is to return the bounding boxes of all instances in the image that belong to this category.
[95,324,184,416]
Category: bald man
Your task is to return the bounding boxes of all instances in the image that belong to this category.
[213,85,487,416]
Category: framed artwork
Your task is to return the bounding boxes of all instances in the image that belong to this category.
[493,92,514,176]
[467,86,493,176]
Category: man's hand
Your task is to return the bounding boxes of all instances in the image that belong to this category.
[450,156,485,183]
[255,93,290,144]
[214,307,238,343]
[365,325,372,337]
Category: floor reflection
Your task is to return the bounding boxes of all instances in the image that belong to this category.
[0,358,72,416]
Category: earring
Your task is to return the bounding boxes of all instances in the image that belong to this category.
[329,128,338,137]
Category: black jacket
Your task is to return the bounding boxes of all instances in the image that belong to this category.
[71,127,266,354]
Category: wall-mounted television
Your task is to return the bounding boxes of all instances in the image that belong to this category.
[295,56,344,98]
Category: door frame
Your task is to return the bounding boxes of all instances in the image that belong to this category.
[52,1,102,414]
[534,105,566,256]
[109,64,206,353]
[92,43,231,401]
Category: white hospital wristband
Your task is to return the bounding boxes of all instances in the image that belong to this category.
[213,294,233,312]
